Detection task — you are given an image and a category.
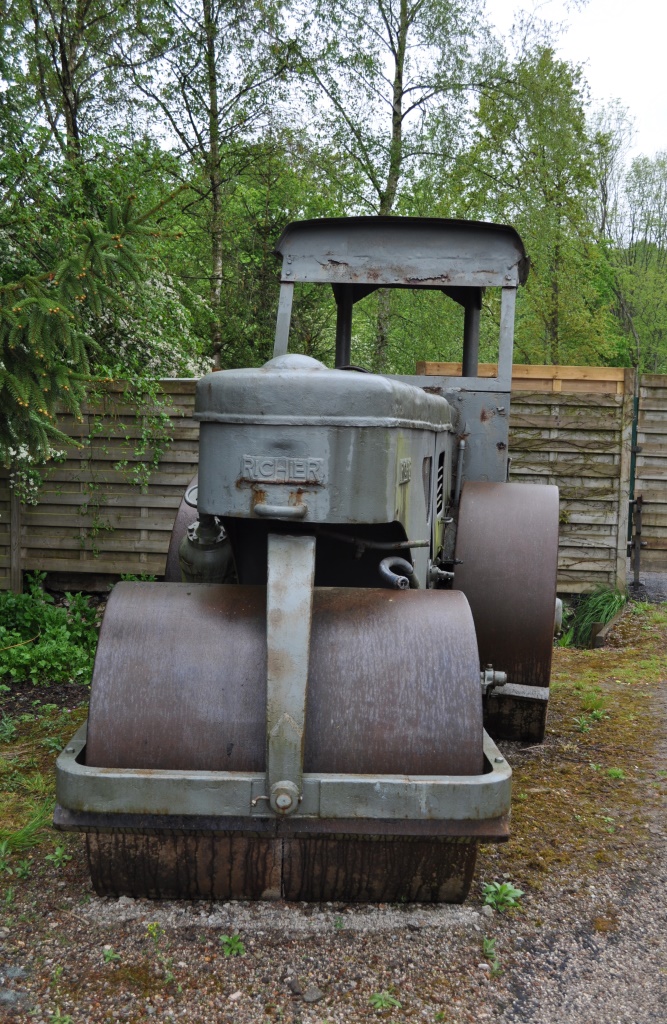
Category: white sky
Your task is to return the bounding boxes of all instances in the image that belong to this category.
[484,0,667,158]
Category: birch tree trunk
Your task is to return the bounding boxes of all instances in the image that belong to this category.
[203,0,224,369]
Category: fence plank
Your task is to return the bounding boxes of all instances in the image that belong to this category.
[633,374,667,570]
[9,490,22,593]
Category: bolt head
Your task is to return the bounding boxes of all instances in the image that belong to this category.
[270,780,300,816]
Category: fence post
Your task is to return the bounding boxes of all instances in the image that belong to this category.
[615,367,636,591]
[9,488,22,594]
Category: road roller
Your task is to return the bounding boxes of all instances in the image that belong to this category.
[55,217,559,902]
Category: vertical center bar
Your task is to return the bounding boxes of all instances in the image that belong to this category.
[335,286,353,367]
[265,533,316,815]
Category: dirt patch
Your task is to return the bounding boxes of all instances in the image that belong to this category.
[0,604,665,1023]
[0,681,89,718]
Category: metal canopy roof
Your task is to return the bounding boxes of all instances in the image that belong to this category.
[274,216,529,290]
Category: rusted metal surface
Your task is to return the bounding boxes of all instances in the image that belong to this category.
[85,832,478,903]
[86,583,483,778]
[86,582,267,772]
[86,833,283,901]
[453,481,559,692]
[282,836,477,903]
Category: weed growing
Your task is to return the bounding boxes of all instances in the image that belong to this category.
[482,936,502,977]
[369,990,401,1010]
[0,714,17,742]
[482,881,524,912]
[0,839,12,874]
[45,845,72,870]
[48,966,73,1023]
[219,932,245,957]
[146,922,182,990]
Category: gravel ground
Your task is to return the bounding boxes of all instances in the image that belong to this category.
[0,605,666,1023]
[626,564,667,604]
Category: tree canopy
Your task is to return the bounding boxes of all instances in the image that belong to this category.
[2,0,665,475]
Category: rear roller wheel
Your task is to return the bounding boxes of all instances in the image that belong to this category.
[83,583,484,902]
[453,481,560,742]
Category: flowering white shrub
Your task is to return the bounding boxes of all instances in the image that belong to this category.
[87,271,211,379]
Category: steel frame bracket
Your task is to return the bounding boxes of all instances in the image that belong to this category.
[56,725,511,824]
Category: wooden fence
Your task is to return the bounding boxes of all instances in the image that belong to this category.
[0,382,199,592]
[634,374,667,570]
[0,366,635,594]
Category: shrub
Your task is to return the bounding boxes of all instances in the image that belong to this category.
[0,573,99,686]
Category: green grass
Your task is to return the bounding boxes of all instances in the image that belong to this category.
[568,587,627,648]
[0,801,52,852]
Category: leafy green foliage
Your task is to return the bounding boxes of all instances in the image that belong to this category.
[219,933,245,957]
[45,845,72,869]
[0,714,18,744]
[482,881,524,912]
[0,198,156,470]
[452,44,617,368]
[14,859,32,879]
[2,0,667,438]
[0,573,99,686]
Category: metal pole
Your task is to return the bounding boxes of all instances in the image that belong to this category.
[335,287,353,367]
[633,495,643,588]
[273,283,294,358]
[462,301,480,377]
